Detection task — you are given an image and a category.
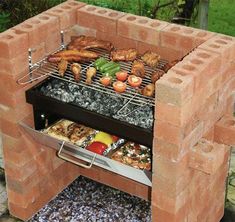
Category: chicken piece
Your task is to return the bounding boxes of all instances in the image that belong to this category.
[151,70,165,83]
[86,67,96,84]
[58,59,68,77]
[110,48,138,62]
[141,83,155,97]
[162,60,179,72]
[141,51,161,68]
[131,60,145,78]
[48,49,98,63]
[70,63,82,82]
[68,35,114,51]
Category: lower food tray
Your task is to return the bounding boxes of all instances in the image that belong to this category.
[20,117,152,186]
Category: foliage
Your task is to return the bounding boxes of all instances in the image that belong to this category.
[0,0,65,32]
[0,12,10,32]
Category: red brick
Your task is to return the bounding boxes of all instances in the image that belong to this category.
[193,30,215,47]
[45,31,61,54]
[203,126,215,141]
[63,25,97,45]
[172,48,221,92]
[77,5,125,33]
[154,120,183,145]
[199,34,235,64]
[45,1,86,30]
[214,115,235,145]
[152,168,194,198]
[156,69,194,106]
[225,94,235,116]
[117,14,168,46]
[0,52,28,77]
[152,187,189,214]
[152,202,188,222]
[4,158,37,181]
[153,121,204,161]
[13,14,60,47]
[152,152,189,181]
[189,139,226,174]
[96,31,137,49]
[160,24,201,53]
[0,29,29,60]
[7,185,40,208]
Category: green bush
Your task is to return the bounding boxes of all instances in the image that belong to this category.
[0,0,65,32]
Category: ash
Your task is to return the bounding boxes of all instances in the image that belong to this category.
[28,176,151,222]
[40,79,154,129]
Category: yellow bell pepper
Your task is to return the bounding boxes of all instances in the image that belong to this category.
[93,132,113,146]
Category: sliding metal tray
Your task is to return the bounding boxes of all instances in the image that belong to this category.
[25,77,153,147]
[20,117,152,186]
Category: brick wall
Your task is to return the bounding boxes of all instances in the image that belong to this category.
[0,0,235,221]
[0,133,3,168]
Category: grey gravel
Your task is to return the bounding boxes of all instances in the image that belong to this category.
[28,176,151,222]
[39,79,154,129]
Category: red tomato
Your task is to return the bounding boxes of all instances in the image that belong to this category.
[100,76,112,87]
[113,81,127,93]
[116,71,128,81]
[86,142,108,155]
[128,75,142,87]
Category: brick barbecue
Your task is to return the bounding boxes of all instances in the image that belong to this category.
[0,0,235,221]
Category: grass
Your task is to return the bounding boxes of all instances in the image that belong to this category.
[79,0,235,37]
[208,0,235,36]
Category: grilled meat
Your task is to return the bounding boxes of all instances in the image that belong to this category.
[141,83,155,97]
[151,70,165,83]
[58,59,68,77]
[131,60,145,78]
[68,35,114,51]
[71,63,82,82]
[141,51,160,68]
[86,67,96,84]
[110,48,138,62]
[48,49,98,63]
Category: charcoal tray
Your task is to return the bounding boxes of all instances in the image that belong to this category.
[25,77,153,147]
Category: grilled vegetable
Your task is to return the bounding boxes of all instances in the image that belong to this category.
[100,76,112,87]
[94,57,107,70]
[100,61,117,72]
[70,63,81,82]
[113,81,127,93]
[128,75,142,88]
[86,67,96,84]
[58,59,68,77]
[93,132,113,146]
[116,71,128,81]
[86,141,108,155]
[103,65,121,78]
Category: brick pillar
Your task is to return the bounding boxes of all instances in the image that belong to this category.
[152,33,235,222]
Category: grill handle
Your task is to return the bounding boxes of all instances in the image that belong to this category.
[57,141,96,169]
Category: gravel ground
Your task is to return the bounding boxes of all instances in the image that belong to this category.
[29,176,151,222]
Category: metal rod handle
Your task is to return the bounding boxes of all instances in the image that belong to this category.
[57,141,96,169]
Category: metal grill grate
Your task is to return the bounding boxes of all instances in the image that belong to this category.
[18,48,168,107]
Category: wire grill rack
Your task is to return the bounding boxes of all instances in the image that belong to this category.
[17,48,168,107]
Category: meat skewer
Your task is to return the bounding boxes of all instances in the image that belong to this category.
[68,35,114,51]
[48,49,98,63]
[151,70,165,84]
